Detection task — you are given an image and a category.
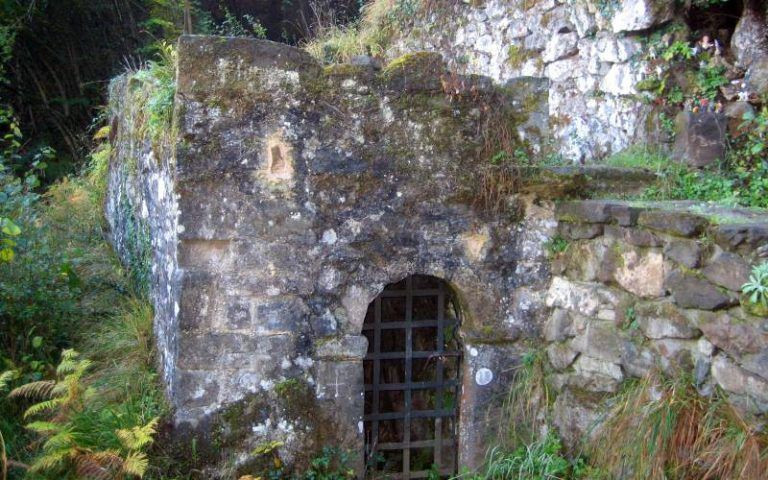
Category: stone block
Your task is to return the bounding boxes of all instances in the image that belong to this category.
[547,342,579,370]
[604,225,662,247]
[636,300,699,339]
[254,297,310,335]
[571,321,628,364]
[571,355,624,392]
[315,335,368,360]
[712,355,768,405]
[555,200,611,223]
[713,223,768,254]
[638,210,708,237]
[611,0,674,33]
[613,247,668,298]
[665,270,733,310]
[672,111,727,168]
[663,239,702,268]
[650,339,697,374]
[381,52,446,92]
[544,308,575,342]
[553,389,604,452]
[701,251,750,292]
[558,222,603,240]
[694,310,768,356]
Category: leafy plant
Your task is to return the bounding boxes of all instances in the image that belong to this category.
[662,41,694,62]
[5,350,159,478]
[696,65,728,100]
[544,236,569,257]
[742,263,768,310]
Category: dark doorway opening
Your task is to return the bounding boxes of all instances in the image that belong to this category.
[362,275,463,479]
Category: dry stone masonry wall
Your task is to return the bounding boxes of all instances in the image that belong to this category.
[549,199,768,448]
[386,0,678,160]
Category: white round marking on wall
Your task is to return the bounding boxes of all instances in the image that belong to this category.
[469,347,479,357]
[475,368,493,386]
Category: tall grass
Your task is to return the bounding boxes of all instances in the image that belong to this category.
[303,0,424,63]
[587,373,768,479]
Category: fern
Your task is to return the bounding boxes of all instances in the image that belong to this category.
[116,418,158,451]
[121,451,149,478]
[5,350,159,479]
[9,379,56,399]
[0,369,17,392]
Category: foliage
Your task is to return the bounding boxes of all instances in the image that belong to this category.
[199,3,267,38]
[5,350,159,479]
[0,132,167,479]
[587,373,768,479]
[695,65,728,100]
[497,351,552,452]
[544,236,569,257]
[604,146,768,209]
[472,434,576,480]
[248,446,355,480]
[130,43,178,146]
[303,0,423,63]
[742,263,768,309]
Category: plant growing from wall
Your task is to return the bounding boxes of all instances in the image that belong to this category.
[742,262,768,315]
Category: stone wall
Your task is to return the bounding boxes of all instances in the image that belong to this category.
[384,0,681,160]
[547,199,768,448]
[106,76,181,398]
[105,34,768,477]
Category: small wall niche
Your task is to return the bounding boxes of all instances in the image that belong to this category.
[265,130,294,181]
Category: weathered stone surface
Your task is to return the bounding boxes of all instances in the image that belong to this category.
[546,277,626,317]
[556,200,611,224]
[650,339,697,373]
[547,342,579,370]
[638,210,708,237]
[571,355,624,392]
[610,0,674,33]
[553,389,604,451]
[712,355,768,405]
[731,6,768,68]
[613,247,667,298]
[604,225,662,247]
[666,270,733,310]
[724,101,755,137]
[714,223,768,254]
[636,301,699,339]
[694,310,768,356]
[559,222,603,240]
[745,56,768,94]
[701,251,751,292]
[672,111,728,168]
[663,239,702,269]
[571,321,628,364]
[544,308,575,342]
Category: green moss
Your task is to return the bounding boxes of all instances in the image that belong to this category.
[506,45,535,70]
[382,51,441,76]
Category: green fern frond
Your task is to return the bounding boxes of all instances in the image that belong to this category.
[25,421,61,434]
[116,417,158,451]
[0,369,18,392]
[56,349,80,375]
[121,451,149,478]
[41,429,76,452]
[9,380,56,400]
[24,398,63,419]
[28,447,76,473]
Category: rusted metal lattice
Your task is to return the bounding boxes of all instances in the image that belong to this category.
[363,276,462,479]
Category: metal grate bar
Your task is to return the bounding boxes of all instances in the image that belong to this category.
[362,319,458,331]
[364,276,461,479]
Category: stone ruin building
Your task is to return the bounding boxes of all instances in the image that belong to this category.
[105,1,768,475]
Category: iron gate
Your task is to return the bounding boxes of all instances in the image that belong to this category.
[363,275,462,479]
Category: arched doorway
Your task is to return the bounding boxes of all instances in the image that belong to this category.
[362,275,463,479]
